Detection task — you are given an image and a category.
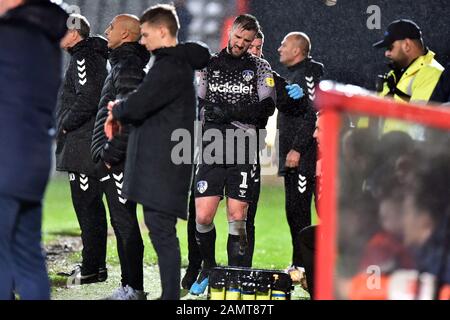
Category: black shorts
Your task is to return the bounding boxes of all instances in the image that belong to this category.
[194,163,256,202]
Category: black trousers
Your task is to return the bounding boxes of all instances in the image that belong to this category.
[298,225,316,298]
[186,188,202,272]
[144,209,180,300]
[284,169,315,267]
[99,164,144,290]
[0,195,50,300]
[69,172,107,274]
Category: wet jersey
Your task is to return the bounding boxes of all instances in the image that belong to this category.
[197,48,276,131]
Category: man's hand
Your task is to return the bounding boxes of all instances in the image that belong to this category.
[286,84,304,100]
[285,149,301,168]
[104,101,122,140]
[204,104,230,124]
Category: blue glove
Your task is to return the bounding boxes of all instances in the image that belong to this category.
[286,84,304,100]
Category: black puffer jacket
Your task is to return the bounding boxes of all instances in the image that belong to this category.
[91,42,150,166]
[277,57,324,176]
[55,36,108,176]
[112,42,211,218]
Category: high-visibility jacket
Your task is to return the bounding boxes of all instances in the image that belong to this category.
[358,50,444,139]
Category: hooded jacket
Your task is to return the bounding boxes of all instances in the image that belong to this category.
[112,42,211,218]
[0,1,68,201]
[91,42,150,166]
[55,36,108,176]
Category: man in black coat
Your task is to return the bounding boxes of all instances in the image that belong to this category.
[105,4,210,300]
[55,14,109,284]
[277,32,324,270]
[0,0,67,299]
[91,14,150,300]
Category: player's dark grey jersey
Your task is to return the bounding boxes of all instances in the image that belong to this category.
[197,48,276,130]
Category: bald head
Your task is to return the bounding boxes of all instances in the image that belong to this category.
[105,14,141,49]
[286,32,311,57]
[278,31,311,67]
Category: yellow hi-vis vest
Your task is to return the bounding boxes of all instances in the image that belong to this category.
[357,50,444,139]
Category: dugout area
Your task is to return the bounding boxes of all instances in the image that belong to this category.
[315,81,450,300]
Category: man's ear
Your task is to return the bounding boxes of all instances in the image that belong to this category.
[402,39,412,53]
[122,29,130,40]
[160,26,167,39]
[71,30,79,41]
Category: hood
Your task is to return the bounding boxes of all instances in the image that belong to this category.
[110,42,150,67]
[1,1,68,43]
[154,41,210,70]
[69,36,109,59]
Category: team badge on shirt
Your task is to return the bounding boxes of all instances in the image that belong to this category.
[242,70,255,82]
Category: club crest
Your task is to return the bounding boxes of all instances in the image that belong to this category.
[197,180,208,194]
[242,70,255,82]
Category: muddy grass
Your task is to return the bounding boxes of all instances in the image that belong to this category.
[45,235,309,300]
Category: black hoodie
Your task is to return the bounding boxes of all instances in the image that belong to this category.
[91,41,150,166]
[55,36,109,176]
[111,42,211,218]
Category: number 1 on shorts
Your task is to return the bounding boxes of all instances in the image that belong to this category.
[240,172,248,189]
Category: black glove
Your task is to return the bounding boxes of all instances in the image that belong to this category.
[204,103,231,124]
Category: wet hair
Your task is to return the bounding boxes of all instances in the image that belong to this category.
[232,14,260,33]
[140,4,180,37]
[255,30,264,40]
[68,14,90,39]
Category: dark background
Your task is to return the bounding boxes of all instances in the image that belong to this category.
[249,0,449,90]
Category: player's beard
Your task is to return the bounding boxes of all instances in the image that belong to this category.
[227,41,245,58]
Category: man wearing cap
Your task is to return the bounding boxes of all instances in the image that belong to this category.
[372,19,444,139]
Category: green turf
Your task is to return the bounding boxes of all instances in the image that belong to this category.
[43,175,318,270]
